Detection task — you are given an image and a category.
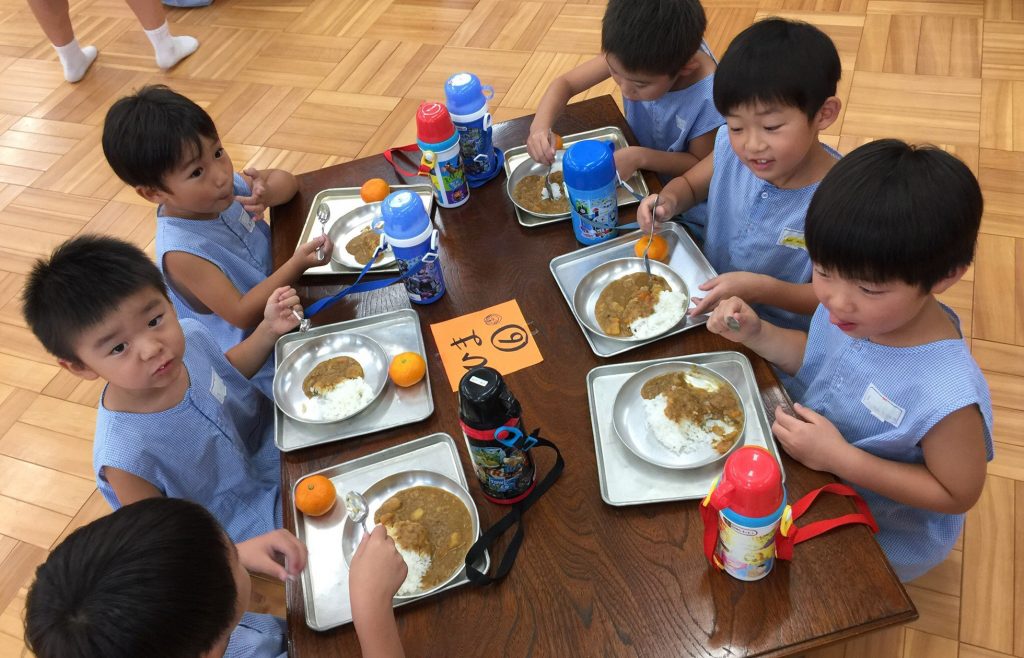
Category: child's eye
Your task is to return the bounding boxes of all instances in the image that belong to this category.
[110,343,126,355]
[728,125,743,133]
[764,125,782,132]
[859,286,884,295]
[189,167,203,178]
[814,268,830,278]
[214,147,224,158]
[148,314,164,328]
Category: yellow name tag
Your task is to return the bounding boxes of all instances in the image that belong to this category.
[778,228,807,250]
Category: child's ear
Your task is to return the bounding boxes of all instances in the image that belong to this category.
[930,264,969,295]
[135,185,165,205]
[813,96,842,132]
[679,55,701,77]
[58,358,100,381]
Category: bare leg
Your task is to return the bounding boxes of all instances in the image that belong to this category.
[25,0,97,82]
[122,0,164,31]
[124,0,199,69]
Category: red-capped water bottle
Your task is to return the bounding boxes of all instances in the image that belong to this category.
[706,446,787,581]
[416,102,470,208]
[458,367,536,504]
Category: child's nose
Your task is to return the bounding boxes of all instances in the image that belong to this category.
[139,336,163,359]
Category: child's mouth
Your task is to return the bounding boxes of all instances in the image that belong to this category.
[154,359,174,375]
[749,158,773,171]
[830,315,857,332]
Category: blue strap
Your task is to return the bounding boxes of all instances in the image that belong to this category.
[304,243,434,317]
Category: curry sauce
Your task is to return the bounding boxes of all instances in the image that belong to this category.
[595,273,671,337]
[641,370,743,454]
[345,227,386,265]
[302,356,364,398]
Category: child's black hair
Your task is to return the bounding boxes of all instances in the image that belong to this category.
[22,234,168,363]
[102,84,219,191]
[805,139,983,290]
[601,0,707,76]
[24,498,238,658]
[713,17,841,119]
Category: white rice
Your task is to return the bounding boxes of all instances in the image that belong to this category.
[643,391,738,457]
[629,288,687,339]
[393,543,432,596]
[300,376,373,421]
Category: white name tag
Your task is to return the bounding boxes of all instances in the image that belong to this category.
[861,384,905,428]
[237,207,255,233]
[777,228,807,250]
[209,368,227,404]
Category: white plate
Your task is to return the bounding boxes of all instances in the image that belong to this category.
[611,362,745,469]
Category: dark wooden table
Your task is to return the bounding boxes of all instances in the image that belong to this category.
[271,95,916,658]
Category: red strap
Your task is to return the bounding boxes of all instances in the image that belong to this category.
[700,494,721,568]
[776,484,878,561]
[383,144,430,178]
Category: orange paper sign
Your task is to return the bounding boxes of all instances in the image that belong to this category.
[430,300,543,391]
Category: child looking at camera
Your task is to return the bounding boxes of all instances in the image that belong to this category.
[25,498,407,658]
[102,85,331,396]
[707,140,993,581]
[528,0,722,235]
[23,235,298,543]
[639,18,843,331]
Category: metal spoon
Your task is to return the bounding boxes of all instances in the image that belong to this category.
[291,308,311,333]
[641,194,659,276]
[314,203,330,261]
[725,316,741,331]
[344,490,369,533]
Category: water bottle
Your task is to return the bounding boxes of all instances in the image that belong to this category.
[444,72,496,179]
[707,446,787,581]
[562,140,618,245]
[458,367,536,505]
[380,190,445,304]
[415,101,470,208]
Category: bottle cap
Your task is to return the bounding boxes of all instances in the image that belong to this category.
[562,139,617,192]
[717,446,784,518]
[444,72,493,117]
[458,366,521,430]
[415,101,456,146]
[380,190,430,244]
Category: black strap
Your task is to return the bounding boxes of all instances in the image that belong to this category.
[465,429,564,585]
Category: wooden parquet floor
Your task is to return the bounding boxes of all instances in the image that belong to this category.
[0,0,1021,656]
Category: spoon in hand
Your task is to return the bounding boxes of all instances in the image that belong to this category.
[314,203,330,261]
[344,490,369,533]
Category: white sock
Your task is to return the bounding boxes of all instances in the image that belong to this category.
[144,22,198,70]
[53,39,97,83]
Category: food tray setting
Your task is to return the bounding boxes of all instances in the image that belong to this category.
[587,351,785,506]
[293,433,489,631]
[549,222,718,358]
[504,126,650,228]
[298,183,434,276]
[274,308,433,452]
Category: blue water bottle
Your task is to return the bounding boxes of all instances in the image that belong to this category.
[562,140,618,245]
[380,191,445,304]
[444,72,498,182]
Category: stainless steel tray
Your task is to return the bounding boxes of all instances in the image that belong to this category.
[297,184,434,276]
[293,432,489,630]
[587,351,785,506]
[274,309,433,451]
[504,126,650,228]
[549,222,718,357]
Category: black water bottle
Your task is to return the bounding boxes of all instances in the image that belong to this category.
[458,367,536,504]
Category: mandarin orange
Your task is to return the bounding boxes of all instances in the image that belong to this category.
[360,178,391,203]
[634,235,670,262]
[389,352,426,387]
[295,475,336,517]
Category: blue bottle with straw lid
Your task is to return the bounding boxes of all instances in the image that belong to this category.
[380,190,445,304]
[562,140,618,245]
[444,72,500,184]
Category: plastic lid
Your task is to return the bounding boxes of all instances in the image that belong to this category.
[444,72,491,116]
[458,366,521,430]
[416,101,456,145]
[380,190,430,242]
[562,139,616,192]
[715,446,784,518]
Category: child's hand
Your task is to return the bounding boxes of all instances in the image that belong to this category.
[237,529,308,582]
[293,234,333,269]
[772,403,851,473]
[236,168,271,217]
[636,193,674,233]
[264,286,302,335]
[690,272,767,317]
[350,525,407,610]
[706,296,761,343]
[526,129,557,165]
[614,146,643,181]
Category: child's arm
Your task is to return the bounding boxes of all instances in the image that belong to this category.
[636,151,714,232]
[773,404,988,515]
[237,168,299,217]
[691,275,818,317]
[224,286,300,378]
[350,525,407,658]
[526,56,612,164]
[104,467,163,505]
[163,234,328,330]
[237,529,308,582]
[706,297,808,375]
[614,129,717,180]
